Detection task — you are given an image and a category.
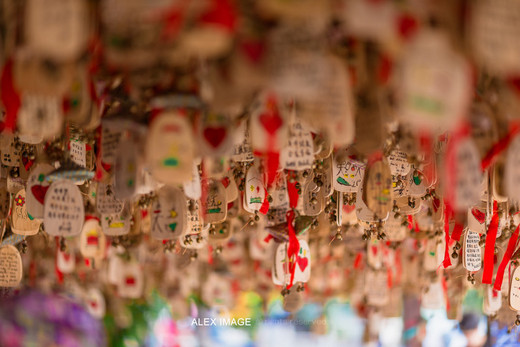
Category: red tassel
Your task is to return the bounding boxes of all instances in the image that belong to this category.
[482,202,499,284]
[493,225,520,291]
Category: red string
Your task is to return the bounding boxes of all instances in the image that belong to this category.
[482,202,499,284]
[442,204,453,268]
[286,210,300,290]
[493,225,520,291]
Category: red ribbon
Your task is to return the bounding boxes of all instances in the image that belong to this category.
[287,180,299,209]
[493,225,520,291]
[259,188,270,215]
[482,202,499,284]
[481,121,520,171]
[0,59,21,132]
[450,221,464,242]
[442,204,453,268]
[286,210,300,290]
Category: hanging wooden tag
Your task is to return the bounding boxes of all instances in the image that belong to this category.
[113,137,140,199]
[13,53,75,98]
[509,265,520,311]
[84,288,106,319]
[280,116,314,171]
[79,219,106,259]
[294,240,311,283]
[244,162,266,213]
[408,168,428,197]
[483,285,501,315]
[384,215,407,242]
[395,196,421,215]
[117,261,143,299]
[282,287,304,313]
[183,161,202,200]
[208,221,233,244]
[462,229,482,272]
[399,29,471,132]
[17,95,63,140]
[181,199,209,249]
[0,182,10,219]
[57,247,75,274]
[1,136,21,167]
[451,138,482,210]
[356,185,382,223]
[44,180,85,237]
[198,113,234,157]
[249,224,272,261]
[231,121,254,162]
[273,243,287,286]
[151,186,186,240]
[250,93,288,153]
[387,150,411,177]
[145,111,194,185]
[421,281,444,310]
[101,124,122,167]
[471,0,520,76]
[333,153,366,193]
[26,164,54,220]
[25,0,89,61]
[367,239,383,270]
[96,183,124,215]
[11,189,41,236]
[202,179,227,224]
[317,156,333,197]
[468,207,486,234]
[303,175,323,216]
[423,237,444,272]
[365,269,389,307]
[222,171,238,202]
[0,245,23,287]
[101,203,132,236]
[266,172,289,226]
[66,66,98,129]
[505,135,520,202]
[202,272,233,308]
[363,159,393,218]
[313,132,333,160]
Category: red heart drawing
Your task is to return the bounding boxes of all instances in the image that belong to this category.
[203,127,227,148]
[296,255,308,272]
[471,208,486,224]
[31,185,49,204]
[259,112,282,135]
[221,176,230,188]
[125,276,136,286]
[63,253,71,261]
